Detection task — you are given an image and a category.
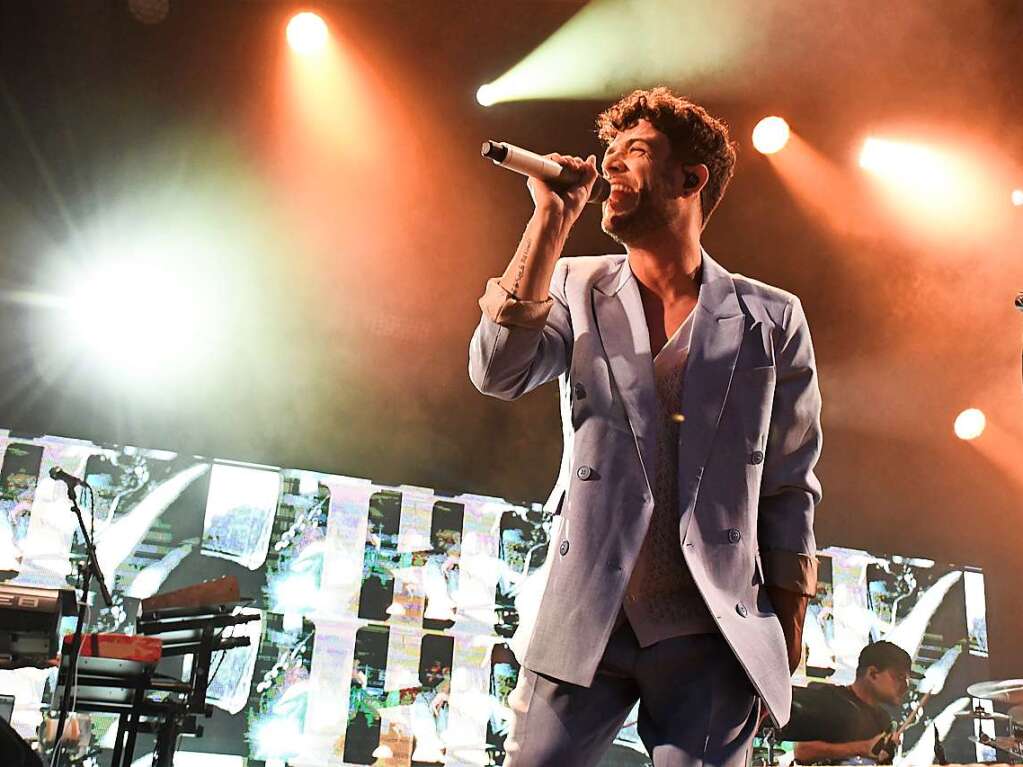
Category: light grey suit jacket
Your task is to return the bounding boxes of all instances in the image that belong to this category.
[468,251,822,726]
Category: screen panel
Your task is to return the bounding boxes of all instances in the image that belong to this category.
[0,431,993,766]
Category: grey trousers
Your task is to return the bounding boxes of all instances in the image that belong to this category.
[504,623,760,767]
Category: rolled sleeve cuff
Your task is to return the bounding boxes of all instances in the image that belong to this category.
[479,278,553,330]
[762,550,818,596]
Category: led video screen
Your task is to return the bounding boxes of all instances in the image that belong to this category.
[0,432,992,766]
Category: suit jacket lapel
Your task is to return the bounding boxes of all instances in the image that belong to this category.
[677,253,744,526]
[592,260,659,495]
[591,253,744,507]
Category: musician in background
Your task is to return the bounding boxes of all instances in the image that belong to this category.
[780,641,911,764]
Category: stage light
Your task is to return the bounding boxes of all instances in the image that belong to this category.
[287,12,328,56]
[859,137,940,179]
[65,261,201,379]
[954,408,986,441]
[857,136,998,238]
[752,116,790,155]
[476,84,496,107]
[1012,189,1023,207]
[475,1,749,104]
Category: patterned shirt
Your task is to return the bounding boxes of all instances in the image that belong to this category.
[622,310,718,646]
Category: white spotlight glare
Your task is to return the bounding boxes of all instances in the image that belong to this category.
[953,408,986,441]
[859,138,946,185]
[287,12,328,56]
[476,83,497,107]
[752,116,790,155]
[857,135,992,235]
[1012,189,1023,207]
[66,261,200,379]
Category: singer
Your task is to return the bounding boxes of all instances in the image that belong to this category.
[468,87,822,766]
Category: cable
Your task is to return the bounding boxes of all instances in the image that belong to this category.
[208,647,228,688]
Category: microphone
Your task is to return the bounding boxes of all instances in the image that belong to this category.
[1015,292,1023,311]
[49,466,88,488]
[481,140,610,204]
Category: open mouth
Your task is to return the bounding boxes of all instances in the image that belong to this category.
[606,182,637,211]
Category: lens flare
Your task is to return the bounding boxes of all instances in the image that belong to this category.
[287,12,328,56]
[1012,189,1023,207]
[752,116,790,155]
[953,408,986,441]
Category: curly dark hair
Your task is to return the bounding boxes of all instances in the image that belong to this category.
[596,87,737,225]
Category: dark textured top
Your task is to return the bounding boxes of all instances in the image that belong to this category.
[780,683,893,747]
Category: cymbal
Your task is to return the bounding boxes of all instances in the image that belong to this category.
[969,734,1022,755]
[955,709,1010,721]
[967,679,1023,706]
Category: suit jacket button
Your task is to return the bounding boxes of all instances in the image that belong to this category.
[576,465,592,481]
[727,528,741,544]
[559,540,570,556]
[736,602,748,617]
[573,382,586,400]
[750,450,765,465]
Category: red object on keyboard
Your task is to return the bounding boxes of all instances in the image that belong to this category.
[62,633,162,665]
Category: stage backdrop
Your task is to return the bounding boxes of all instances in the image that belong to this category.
[0,431,994,766]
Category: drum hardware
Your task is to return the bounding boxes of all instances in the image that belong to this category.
[968,733,1023,761]
[752,727,786,767]
[954,708,1010,721]
[965,679,1023,763]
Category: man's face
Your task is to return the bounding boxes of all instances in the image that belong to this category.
[867,665,911,706]
[600,119,683,244]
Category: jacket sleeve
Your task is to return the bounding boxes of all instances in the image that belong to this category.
[758,297,822,597]
[468,260,573,401]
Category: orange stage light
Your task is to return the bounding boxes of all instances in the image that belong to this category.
[287,12,328,56]
[953,408,986,441]
[752,116,790,155]
[857,135,1011,243]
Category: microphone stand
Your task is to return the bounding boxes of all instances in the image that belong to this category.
[50,480,112,766]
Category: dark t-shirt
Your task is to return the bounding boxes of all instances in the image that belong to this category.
[779,683,892,744]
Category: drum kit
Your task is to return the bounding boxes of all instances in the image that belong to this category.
[962,679,1023,763]
[751,679,1023,767]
